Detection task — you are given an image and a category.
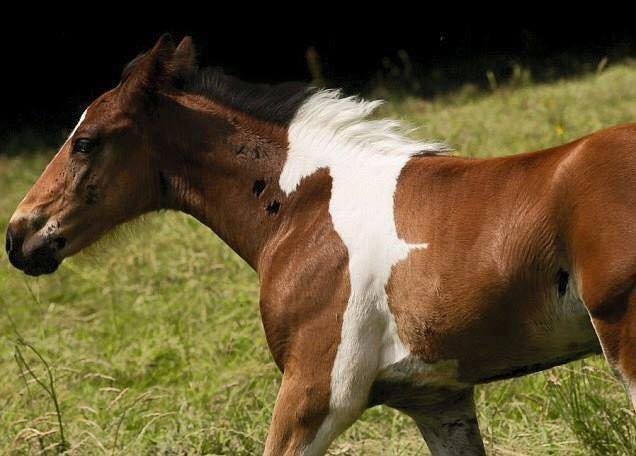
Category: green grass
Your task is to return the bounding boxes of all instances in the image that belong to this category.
[2,63,636,455]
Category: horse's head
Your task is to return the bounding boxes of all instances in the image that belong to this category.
[6,35,197,275]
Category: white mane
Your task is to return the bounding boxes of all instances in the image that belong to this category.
[279,89,449,194]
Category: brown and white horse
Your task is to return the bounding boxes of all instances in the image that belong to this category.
[6,35,636,455]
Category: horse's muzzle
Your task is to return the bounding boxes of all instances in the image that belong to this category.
[5,224,62,276]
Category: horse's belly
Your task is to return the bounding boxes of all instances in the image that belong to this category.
[473,301,601,383]
[373,291,600,406]
[459,291,601,384]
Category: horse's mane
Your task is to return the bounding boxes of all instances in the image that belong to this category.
[183,70,449,156]
[121,52,313,126]
[122,54,448,154]
[183,67,314,125]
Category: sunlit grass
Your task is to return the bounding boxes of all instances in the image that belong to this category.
[1,63,636,454]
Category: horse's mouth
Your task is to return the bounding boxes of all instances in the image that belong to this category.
[22,258,61,276]
[6,228,62,276]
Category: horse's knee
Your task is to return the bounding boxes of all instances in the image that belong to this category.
[264,377,330,455]
[264,368,367,456]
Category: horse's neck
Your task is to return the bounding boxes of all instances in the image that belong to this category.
[158,98,293,270]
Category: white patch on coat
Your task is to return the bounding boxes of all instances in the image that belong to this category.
[279,90,446,454]
[68,109,87,142]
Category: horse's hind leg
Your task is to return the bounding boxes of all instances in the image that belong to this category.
[566,132,636,408]
[403,388,486,456]
[579,272,636,408]
[573,222,636,408]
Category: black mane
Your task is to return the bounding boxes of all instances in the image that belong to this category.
[121,52,313,125]
[183,67,314,125]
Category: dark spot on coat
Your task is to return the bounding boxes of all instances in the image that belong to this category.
[266,200,280,215]
[252,180,267,197]
[557,269,569,297]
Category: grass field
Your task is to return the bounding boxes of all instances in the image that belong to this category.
[2,63,636,455]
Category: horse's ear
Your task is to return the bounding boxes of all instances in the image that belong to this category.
[173,36,197,81]
[119,33,178,110]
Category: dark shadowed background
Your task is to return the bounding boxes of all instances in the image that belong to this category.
[2,20,635,149]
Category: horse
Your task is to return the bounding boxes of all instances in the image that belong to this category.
[5,35,635,455]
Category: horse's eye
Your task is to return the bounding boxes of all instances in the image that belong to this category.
[73,138,97,154]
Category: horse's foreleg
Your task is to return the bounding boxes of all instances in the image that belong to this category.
[264,371,326,455]
[403,388,486,456]
[263,329,366,456]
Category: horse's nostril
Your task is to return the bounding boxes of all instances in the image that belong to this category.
[5,227,26,270]
[5,230,12,254]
